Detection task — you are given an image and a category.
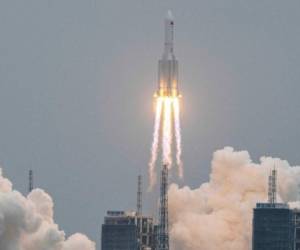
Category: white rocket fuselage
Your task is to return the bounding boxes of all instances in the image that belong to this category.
[157,11,179,97]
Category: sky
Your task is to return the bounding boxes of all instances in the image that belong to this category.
[1,0,300,248]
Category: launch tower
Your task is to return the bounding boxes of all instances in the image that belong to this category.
[158,164,169,250]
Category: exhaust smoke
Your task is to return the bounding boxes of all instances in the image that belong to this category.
[169,147,300,250]
[0,169,95,250]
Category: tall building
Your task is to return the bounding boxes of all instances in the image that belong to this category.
[252,203,294,250]
[101,211,138,250]
[101,210,155,250]
[252,168,295,250]
[253,204,300,250]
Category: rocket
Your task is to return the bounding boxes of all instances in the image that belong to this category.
[157,11,179,97]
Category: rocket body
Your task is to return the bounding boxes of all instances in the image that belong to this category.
[157,11,179,97]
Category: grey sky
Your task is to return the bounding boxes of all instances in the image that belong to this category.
[1,0,300,248]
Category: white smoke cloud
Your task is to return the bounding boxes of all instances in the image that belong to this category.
[0,169,95,250]
[169,147,300,250]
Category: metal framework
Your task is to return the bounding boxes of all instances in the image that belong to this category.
[137,175,142,250]
[158,164,169,250]
[268,167,277,204]
[137,175,142,216]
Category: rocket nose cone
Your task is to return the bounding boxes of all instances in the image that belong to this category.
[166,10,174,21]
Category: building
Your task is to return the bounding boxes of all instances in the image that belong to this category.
[101,211,138,250]
[101,210,156,250]
[137,215,155,249]
[293,209,300,250]
[252,168,296,250]
[252,203,295,250]
[252,167,300,250]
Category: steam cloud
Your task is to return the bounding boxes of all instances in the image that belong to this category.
[169,147,300,250]
[0,169,95,250]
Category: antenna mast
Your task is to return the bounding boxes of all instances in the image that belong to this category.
[268,167,277,204]
[29,169,33,193]
[136,174,143,250]
[137,174,142,216]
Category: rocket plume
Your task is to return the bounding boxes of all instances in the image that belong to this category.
[148,96,183,187]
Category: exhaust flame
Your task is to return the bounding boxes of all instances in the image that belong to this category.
[148,96,183,187]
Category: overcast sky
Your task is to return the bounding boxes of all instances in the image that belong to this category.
[1,0,300,248]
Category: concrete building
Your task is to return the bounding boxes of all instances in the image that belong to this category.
[101,210,156,250]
